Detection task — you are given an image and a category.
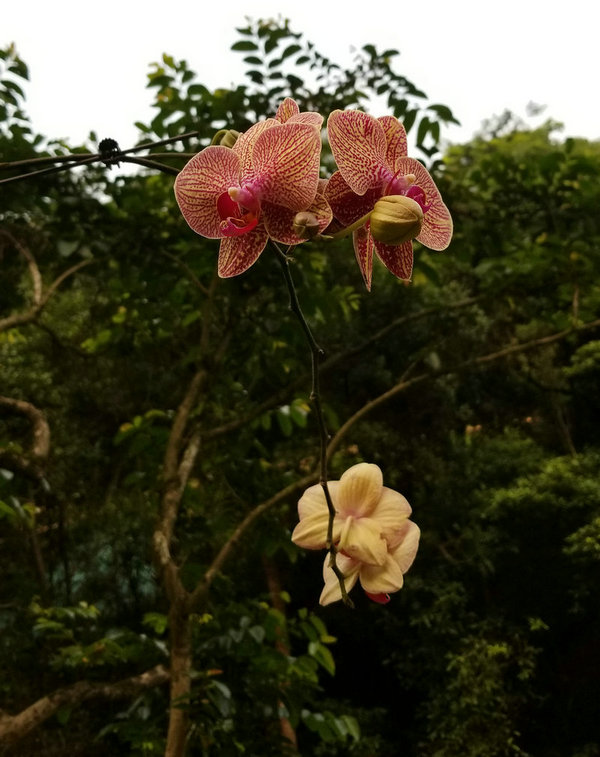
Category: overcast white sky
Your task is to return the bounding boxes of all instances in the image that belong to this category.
[3,0,599,155]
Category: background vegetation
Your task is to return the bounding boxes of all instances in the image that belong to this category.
[1,18,599,756]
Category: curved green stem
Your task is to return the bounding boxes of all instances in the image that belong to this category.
[273,243,354,609]
[321,211,372,240]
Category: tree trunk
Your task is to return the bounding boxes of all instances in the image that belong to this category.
[165,601,192,757]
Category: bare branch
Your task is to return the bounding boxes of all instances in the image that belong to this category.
[0,231,42,305]
[0,230,93,333]
[0,396,50,463]
[0,665,169,749]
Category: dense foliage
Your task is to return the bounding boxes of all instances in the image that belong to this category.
[1,20,599,757]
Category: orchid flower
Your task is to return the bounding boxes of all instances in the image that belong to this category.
[291,463,420,605]
[174,101,330,278]
[326,109,453,289]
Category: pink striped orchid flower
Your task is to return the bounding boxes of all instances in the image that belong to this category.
[291,463,420,606]
[326,109,453,289]
[174,100,330,278]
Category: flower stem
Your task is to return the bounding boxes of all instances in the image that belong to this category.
[273,243,354,608]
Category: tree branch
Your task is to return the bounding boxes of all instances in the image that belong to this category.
[0,665,169,749]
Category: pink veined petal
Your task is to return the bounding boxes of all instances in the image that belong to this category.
[338,516,387,566]
[328,110,389,195]
[262,191,333,245]
[389,521,421,573]
[378,116,408,168]
[338,463,383,518]
[353,226,374,291]
[325,171,380,227]
[233,119,278,180]
[373,237,414,281]
[174,147,241,238]
[217,225,269,278]
[291,510,334,550]
[370,486,412,542]
[320,553,360,606]
[287,111,324,129]
[275,98,300,123]
[252,123,321,211]
[297,481,341,520]
[395,157,453,251]
[359,553,405,594]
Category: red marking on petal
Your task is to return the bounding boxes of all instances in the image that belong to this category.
[353,226,374,291]
[378,116,408,168]
[365,592,391,605]
[252,123,321,211]
[233,119,278,180]
[218,226,269,278]
[275,98,300,123]
[325,171,380,226]
[328,110,389,195]
[373,238,414,281]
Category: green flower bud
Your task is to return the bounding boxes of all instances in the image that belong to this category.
[370,195,423,245]
[293,211,321,240]
[210,129,241,148]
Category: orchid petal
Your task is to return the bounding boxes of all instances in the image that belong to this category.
[325,170,380,227]
[338,516,387,566]
[262,190,332,245]
[365,592,391,604]
[328,110,390,195]
[288,112,324,129]
[251,123,321,211]
[378,116,408,168]
[359,553,405,594]
[338,463,383,518]
[353,226,374,291]
[297,481,341,520]
[320,554,360,606]
[174,147,241,238]
[217,226,268,278]
[395,157,453,251]
[292,510,334,550]
[275,98,300,123]
[371,486,412,541]
[389,521,421,573]
[232,119,278,180]
[373,238,414,281]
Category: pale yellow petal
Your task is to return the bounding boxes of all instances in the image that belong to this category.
[338,516,387,566]
[297,481,340,519]
[370,486,412,541]
[338,463,383,517]
[291,511,331,549]
[389,521,421,573]
[319,553,360,606]
[359,553,405,594]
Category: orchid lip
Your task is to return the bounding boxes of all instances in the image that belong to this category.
[217,190,260,237]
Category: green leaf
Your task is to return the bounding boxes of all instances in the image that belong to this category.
[231,41,259,52]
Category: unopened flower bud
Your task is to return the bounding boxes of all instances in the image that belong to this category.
[370,195,424,245]
[293,211,321,240]
[219,129,240,148]
[211,129,241,148]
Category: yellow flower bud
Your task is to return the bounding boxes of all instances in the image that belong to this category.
[293,211,321,240]
[210,129,241,148]
[370,195,424,246]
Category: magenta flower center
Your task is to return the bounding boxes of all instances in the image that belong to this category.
[385,169,431,213]
[217,186,260,237]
